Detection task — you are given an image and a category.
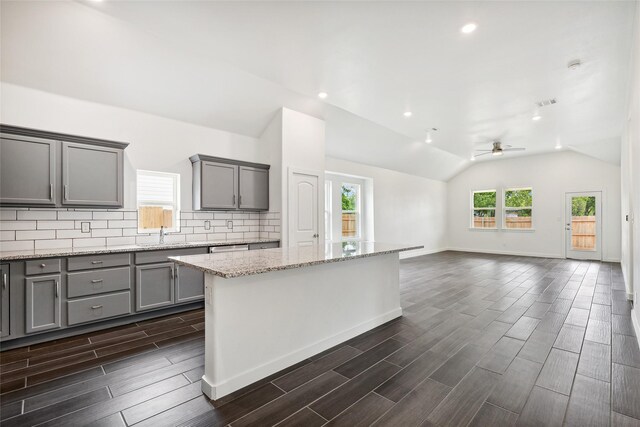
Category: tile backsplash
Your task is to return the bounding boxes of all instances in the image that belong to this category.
[0,208,281,251]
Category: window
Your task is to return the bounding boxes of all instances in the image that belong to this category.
[472,190,497,228]
[503,187,533,229]
[137,170,180,232]
[341,183,360,238]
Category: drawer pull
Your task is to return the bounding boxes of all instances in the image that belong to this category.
[91,261,103,265]
[2,273,7,290]
[55,281,59,298]
[40,263,46,268]
[91,305,103,310]
[91,279,103,284]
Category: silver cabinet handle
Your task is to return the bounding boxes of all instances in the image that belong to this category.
[91,279,103,284]
[64,184,69,201]
[40,263,46,268]
[55,281,59,298]
[2,273,7,290]
[91,261,103,265]
[312,234,319,238]
[174,265,179,279]
[232,194,236,205]
[239,195,242,205]
[91,305,103,310]
[49,184,54,200]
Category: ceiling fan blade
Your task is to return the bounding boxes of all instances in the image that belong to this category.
[503,147,526,151]
[475,149,493,152]
[474,152,492,157]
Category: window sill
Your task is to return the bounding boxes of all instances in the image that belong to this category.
[468,227,499,232]
[502,228,536,232]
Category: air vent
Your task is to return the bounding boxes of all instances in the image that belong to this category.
[536,98,557,107]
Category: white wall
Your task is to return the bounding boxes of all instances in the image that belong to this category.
[325,157,448,257]
[280,108,326,246]
[0,83,269,210]
[621,3,640,336]
[447,151,622,261]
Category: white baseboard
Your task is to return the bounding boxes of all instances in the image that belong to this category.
[202,307,403,400]
[400,247,447,259]
[632,308,640,351]
[446,247,564,259]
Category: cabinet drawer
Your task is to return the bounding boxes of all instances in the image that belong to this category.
[248,242,279,250]
[135,247,207,265]
[25,259,61,275]
[67,253,130,271]
[67,266,131,298]
[67,291,131,326]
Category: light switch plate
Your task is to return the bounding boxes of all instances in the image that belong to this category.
[226,220,233,229]
[81,222,91,233]
[204,220,211,230]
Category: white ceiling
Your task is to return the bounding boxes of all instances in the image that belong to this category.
[1,1,636,181]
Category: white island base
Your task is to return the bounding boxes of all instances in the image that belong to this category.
[200,252,402,400]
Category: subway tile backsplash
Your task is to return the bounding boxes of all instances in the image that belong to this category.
[0,208,281,251]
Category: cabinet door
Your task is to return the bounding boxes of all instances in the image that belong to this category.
[0,135,56,206]
[62,142,123,207]
[0,265,9,338]
[200,161,238,209]
[25,274,61,333]
[239,166,269,210]
[175,264,204,303]
[136,263,174,311]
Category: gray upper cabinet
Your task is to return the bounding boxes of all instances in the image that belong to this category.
[0,134,56,206]
[1,265,9,338]
[62,142,123,207]
[136,263,175,311]
[0,125,128,208]
[191,154,269,211]
[200,161,238,210]
[25,274,61,334]
[239,166,269,210]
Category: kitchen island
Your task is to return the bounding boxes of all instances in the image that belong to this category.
[170,241,422,400]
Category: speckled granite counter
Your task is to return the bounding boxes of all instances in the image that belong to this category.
[0,239,280,261]
[170,241,423,278]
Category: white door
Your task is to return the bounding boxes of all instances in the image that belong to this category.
[289,170,319,247]
[565,192,602,260]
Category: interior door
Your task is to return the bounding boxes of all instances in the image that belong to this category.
[289,170,319,247]
[565,192,602,260]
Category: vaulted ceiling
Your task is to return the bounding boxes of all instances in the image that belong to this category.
[1,1,635,180]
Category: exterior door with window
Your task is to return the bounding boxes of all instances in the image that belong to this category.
[289,170,319,247]
[565,192,602,260]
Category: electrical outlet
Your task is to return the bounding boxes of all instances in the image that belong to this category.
[226,220,233,229]
[81,222,91,233]
[204,220,211,230]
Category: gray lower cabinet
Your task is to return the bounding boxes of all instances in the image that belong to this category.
[62,142,124,207]
[239,166,269,210]
[136,263,175,311]
[1,265,9,338]
[175,264,204,303]
[25,274,61,334]
[0,134,56,206]
[67,292,131,326]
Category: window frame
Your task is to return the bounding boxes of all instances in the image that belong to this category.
[470,189,498,229]
[502,186,534,231]
[324,180,332,241]
[341,182,362,240]
[136,169,181,233]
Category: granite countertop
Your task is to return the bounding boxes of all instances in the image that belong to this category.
[170,241,423,279]
[0,239,280,261]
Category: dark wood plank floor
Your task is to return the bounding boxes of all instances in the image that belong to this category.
[2,251,639,426]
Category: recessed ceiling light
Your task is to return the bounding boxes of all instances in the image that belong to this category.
[555,144,562,150]
[403,111,412,117]
[461,23,477,34]
[532,114,542,121]
[425,132,433,144]
[317,92,328,99]
[470,157,476,161]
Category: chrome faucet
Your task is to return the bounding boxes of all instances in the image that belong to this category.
[159,226,166,244]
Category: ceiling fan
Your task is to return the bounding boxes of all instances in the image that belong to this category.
[474,141,525,158]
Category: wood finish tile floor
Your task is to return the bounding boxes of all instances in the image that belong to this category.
[2,251,639,426]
